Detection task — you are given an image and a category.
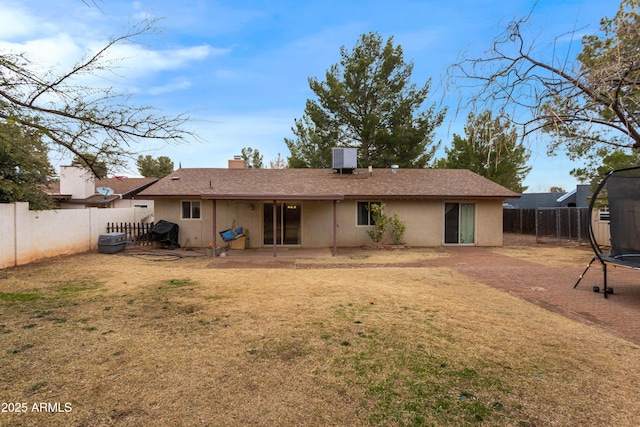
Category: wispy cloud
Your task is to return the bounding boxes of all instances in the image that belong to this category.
[148,77,193,95]
[94,43,228,79]
[0,4,41,39]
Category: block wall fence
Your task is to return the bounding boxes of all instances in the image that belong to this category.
[0,202,153,268]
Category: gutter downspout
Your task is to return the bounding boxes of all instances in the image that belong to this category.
[212,199,217,251]
[333,199,337,256]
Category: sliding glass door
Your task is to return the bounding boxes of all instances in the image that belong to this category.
[444,203,475,244]
[263,203,301,245]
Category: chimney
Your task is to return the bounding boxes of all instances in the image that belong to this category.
[228,156,248,169]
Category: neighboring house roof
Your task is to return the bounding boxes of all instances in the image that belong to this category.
[139,168,520,200]
[45,180,71,199]
[555,189,575,203]
[505,185,591,209]
[96,177,159,199]
[505,192,566,209]
[46,177,158,205]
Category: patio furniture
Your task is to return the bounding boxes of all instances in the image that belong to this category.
[220,227,247,250]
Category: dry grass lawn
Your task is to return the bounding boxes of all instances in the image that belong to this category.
[1,247,639,426]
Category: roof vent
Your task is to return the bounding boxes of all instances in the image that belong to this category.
[391,165,399,174]
[332,147,358,173]
[171,176,180,180]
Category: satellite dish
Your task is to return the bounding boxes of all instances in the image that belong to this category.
[97,187,114,198]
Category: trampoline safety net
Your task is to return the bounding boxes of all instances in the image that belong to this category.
[607,168,640,257]
[575,166,640,298]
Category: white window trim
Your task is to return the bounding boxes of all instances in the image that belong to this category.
[181,200,201,220]
[598,206,610,222]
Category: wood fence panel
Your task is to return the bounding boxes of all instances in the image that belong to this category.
[106,222,154,246]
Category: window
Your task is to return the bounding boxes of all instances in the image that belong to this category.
[181,201,201,219]
[357,201,381,226]
[598,206,610,222]
[263,202,302,245]
[444,203,475,244]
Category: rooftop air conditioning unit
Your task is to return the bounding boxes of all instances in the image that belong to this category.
[332,147,358,171]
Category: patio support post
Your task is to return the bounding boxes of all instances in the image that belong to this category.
[333,199,337,256]
[212,199,217,249]
[273,200,277,258]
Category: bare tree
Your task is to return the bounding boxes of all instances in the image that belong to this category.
[449,0,640,162]
[0,19,193,178]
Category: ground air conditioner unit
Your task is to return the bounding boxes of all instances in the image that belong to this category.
[332,147,358,172]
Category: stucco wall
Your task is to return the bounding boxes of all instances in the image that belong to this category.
[60,166,95,199]
[154,198,506,249]
[0,204,17,269]
[0,202,153,268]
[215,200,262,248]
[154,199,262,249]
[297,201,333,247]
[113,199,155,210]
[475,199,504,246]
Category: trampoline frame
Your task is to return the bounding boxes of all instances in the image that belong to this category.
[574,166,640,298]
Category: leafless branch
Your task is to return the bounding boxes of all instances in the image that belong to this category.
[0,18,193,177]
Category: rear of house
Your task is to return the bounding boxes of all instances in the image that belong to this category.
[139,165,519,250]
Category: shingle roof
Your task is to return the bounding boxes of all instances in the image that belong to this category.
[96,177,158,197]
[46,177,158,198]
[139,168,520,200]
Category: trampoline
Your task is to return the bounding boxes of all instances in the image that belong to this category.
[575,166,640,298]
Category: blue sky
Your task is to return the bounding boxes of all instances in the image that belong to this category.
[1,0,619,192]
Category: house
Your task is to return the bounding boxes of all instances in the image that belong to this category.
[138,161,519,252]
[47,166,158,210]
[504,185,591,209]
[503,184,610,244]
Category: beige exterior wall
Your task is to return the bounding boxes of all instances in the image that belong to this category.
[591,209,611,246]
[474,199,504,246]
[154,198,212,249]
[60,166,95,199]
[214,200,262,248]
[113,198,155,210]
[153,198,506,249]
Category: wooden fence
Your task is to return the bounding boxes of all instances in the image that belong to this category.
[106,222,155,246]
[503,208,591,244]
[503,208,537,234]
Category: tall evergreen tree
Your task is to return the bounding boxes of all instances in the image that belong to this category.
[136,155,174,178]
[570,148,640,186]
[436,111,531,193]
[286,32,446,168]
[240,147,264,169]
[71,153,108,179]
[0,122,55,210]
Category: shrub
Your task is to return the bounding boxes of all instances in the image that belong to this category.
[389,212,406,244]
[366,203,388,243]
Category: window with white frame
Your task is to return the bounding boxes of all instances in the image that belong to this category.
[598,206,610,222]
[181,201,201,219]
[357,201,381,226]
